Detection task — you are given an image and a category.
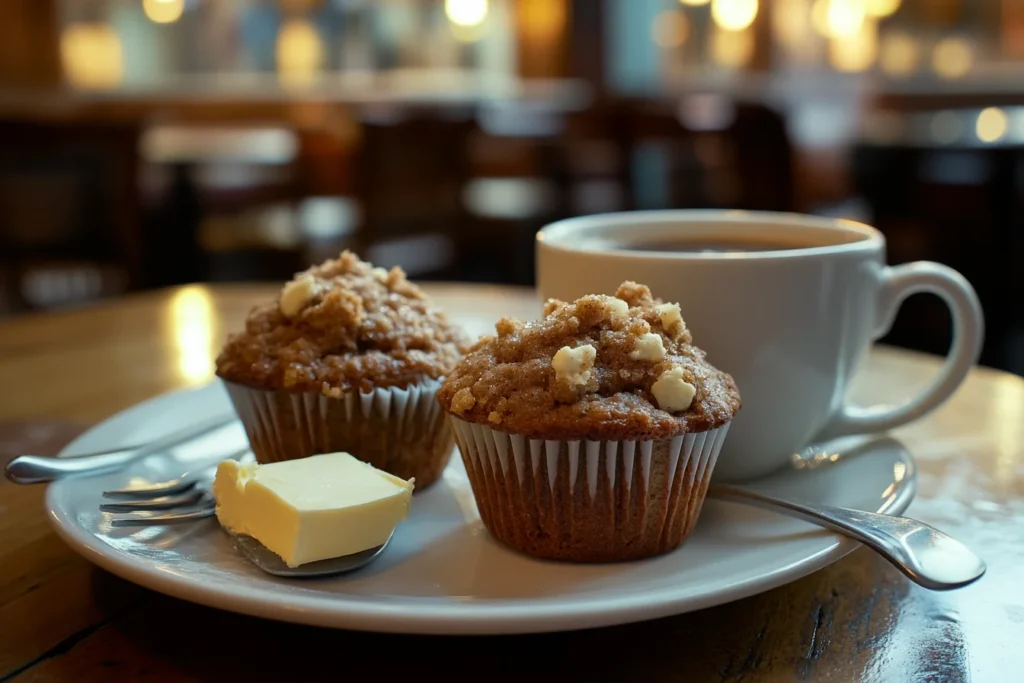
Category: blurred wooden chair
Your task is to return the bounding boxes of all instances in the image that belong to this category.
[350,108,475,279]
[455,101,576,285]
[621,97,795,213]
[141,123,307,285]
[554,103,634,215]
[0,119,141,313]
[853,133,1020,370]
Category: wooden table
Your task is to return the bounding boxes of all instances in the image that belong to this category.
[1,284,1022,682]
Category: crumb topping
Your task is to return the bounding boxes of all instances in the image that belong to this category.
[216,251,471,394]
[437,281,740,440]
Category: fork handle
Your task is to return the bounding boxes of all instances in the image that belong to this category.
[6,451,138,484]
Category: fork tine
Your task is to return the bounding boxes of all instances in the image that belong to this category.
[103,479,197,499]
[101,447,251,499]
[100,490,205,512]
[110,504,216,527]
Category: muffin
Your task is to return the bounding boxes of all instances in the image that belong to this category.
[216,251,471,490]
[437,282,740,561]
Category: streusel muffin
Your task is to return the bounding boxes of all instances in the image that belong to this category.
[216,251,471,489]
[437,281,740,561]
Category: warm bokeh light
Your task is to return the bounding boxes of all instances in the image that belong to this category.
[276,18,324,86]
[60,23,124,90]
[711,0,758,32]
[711,26,755,67]
[829,19,877,72]
[826,0,865,38]
[866,0,901,18]
[773,0,812,54]
[811,0,830,36]
[932,37,973,79]
[977,107,1009,143]
[679,0,711,6]
[519,0,565,41]
[879,31,919,76]
[812,0,870,39]
[445,0,489,27]
[653,10,691,49]
[168,286,215,386]
[142,0,184,24]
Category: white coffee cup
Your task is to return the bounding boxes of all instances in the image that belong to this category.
[536,210,983,481]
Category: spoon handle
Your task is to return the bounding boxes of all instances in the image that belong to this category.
[708,484,986,591]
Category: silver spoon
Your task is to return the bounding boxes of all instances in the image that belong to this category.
[709,484,986,591]
[111,508,391,578]
[96,456,983,588]
[230,532,393,578]
[5,413,238,484]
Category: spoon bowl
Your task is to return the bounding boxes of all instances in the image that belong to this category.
[708,484,986,591]
[230,532,394,578]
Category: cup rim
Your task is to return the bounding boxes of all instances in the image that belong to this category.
[536,210,883,261]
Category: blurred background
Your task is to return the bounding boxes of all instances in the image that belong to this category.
[0,0,1021,375]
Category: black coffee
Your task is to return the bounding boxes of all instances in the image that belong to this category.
[611,235,858,254]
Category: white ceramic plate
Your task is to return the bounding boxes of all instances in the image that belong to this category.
[45,383,915,635]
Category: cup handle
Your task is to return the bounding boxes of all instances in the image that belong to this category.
[818,261,984,439]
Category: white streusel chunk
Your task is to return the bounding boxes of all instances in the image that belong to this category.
[630,333,666,362]
[552,344,597,386]
[651,366,696,412]
[280,274,319,317]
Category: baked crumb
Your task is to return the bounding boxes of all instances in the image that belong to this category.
[216,251,471,394]
[450,387,476,415]
[437,281,739,440]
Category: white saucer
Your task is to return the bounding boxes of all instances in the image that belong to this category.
[46,383,915,635]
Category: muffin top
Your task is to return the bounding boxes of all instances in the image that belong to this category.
[437,282,740,441]
[216,251,471,395]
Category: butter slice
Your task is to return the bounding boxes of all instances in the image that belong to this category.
[213,453,414,568]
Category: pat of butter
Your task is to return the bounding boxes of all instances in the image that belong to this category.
[213,452,414,567]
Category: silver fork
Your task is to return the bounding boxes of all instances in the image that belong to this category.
[100,446,252,527]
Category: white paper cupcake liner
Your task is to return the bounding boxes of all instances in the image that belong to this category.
[449,417,731,561]
[223,378,451,489]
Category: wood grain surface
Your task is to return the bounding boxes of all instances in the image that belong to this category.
[1,284,1022,682]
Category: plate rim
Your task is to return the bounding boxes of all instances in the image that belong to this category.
[45,383,917,635]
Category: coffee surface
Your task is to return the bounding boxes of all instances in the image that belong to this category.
[610,235,856,253]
